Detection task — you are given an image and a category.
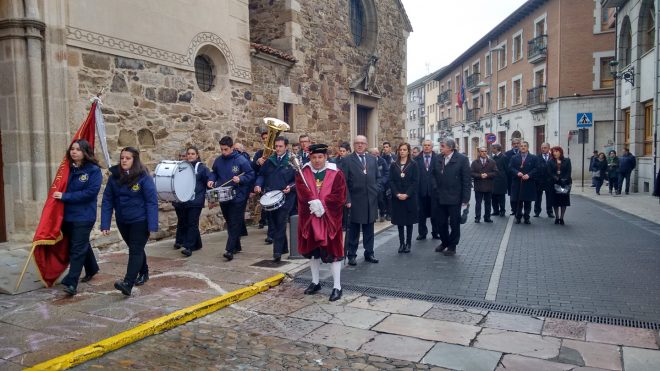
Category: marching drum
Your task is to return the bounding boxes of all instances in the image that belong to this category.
[259,190,285,211]
[206,186,236,204]
[154,160,195,202]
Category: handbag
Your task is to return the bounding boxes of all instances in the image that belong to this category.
[554,183,571,194]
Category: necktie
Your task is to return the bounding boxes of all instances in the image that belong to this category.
[425,156,430,170]
[482,159,486,166]
[360,154,365,167]
[544,154,548,162]
[278,156,282,164]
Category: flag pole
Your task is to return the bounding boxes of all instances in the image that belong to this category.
[14,243,37,293]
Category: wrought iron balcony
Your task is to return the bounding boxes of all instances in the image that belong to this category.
[466,73,481,92]
[527,85,547,113]
[528,35,547,64]
[466,107,480,122]
[437,90,451,105]
[437,117,451,131]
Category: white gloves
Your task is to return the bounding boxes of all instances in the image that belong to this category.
[308,199,325,218]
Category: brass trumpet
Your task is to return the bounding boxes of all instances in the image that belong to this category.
[261,117,290,159]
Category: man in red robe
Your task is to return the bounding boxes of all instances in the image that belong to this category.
[295,143,347,301]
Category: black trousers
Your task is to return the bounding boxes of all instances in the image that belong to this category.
[534,185,553,216]
[346,222,375,258]
[397,225,413,245]
[608,175,618,193]
[491,193,506,215]
[618,171,632,193]
[378,189,391,217]
[220,201,245,253]
[417,194,439,237]
[515,200,532,221]
[267,206,289,257]
[175,207,203,250]
[61,221,99,289]
[435,204,461,249]
[474,191,492,220]
[117,220,149,286]
[174,206,184,245]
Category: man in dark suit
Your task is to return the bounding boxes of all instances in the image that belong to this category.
[509,141,539,224]
[416,139,439,240]
[534,142,555,218]
[380,141,394,221]
[471,146,498,223]
[505,138,521,215]
[344,135,380,265]
[430,138,471,256]
[490,144,508,217]
[298,134,312,164]
[371,147,390,222]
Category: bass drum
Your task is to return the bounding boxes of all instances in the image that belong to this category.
[154,160,195,202]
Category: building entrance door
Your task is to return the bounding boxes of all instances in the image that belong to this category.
[534,125,545,154]
[357,106,370,137]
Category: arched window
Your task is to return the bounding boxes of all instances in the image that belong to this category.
[619,16,632,66]
[639,0,656,55]
[350,0,365,46]
[348,0,377,51]
[194,55,215,92]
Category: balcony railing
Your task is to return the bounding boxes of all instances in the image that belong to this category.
[437,90,451,105]
[437,118,451,131]
[528,35,547,63]
[527,85,547,112]
[466,108,480,122]
[466,73,481,92]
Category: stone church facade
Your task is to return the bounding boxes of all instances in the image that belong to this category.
[0,0,410,243]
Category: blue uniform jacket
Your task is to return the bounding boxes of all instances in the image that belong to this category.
[178,160,211,208]
[376,156,389,193]
[101,166,159,231]
[255,152,297,211]
[62,163,102,223]
[209,150,255,204]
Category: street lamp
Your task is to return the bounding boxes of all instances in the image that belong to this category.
[609,60,634,87]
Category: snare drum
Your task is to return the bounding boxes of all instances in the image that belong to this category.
[154,160,195,202]
[259,190,285,211]
[206,186,236,204]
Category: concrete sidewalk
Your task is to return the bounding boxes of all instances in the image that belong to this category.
[572,185,660,225]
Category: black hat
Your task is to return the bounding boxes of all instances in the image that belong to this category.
[309,144,328,155]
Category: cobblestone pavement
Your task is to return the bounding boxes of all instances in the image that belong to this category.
[307,195,660,322]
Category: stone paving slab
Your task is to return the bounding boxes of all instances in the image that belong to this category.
[300,323,377,351]
[358,334,434,362]
[561,339,621,370]
[289,303,389,330]
[585,323,659,349]
[422,342,502,371]
[347,295,434,316]
[0,359,22,371]
[542,318,588,340]
[422,307,485,325]
[474,328,561,359]
[372,313,480,345]
[249,296,311,316]
[234,314,324,341]
[622,346,660,371]
[482,312,544,334]
[496,354,574,371]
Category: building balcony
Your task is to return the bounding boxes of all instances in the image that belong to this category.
[418,116,426,125]
[466,73,481,93]
[527,85,547,113]
[466,107,480,122]
[528,35,547,64]
[437,117,451,131]
[437,90,451,105]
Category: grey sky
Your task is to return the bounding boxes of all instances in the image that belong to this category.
[402,0,528,83]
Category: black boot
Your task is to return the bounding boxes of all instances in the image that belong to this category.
[114,280,132,296]
[403,243,411,253]
[398,243,405,253]
[135,272,149,286]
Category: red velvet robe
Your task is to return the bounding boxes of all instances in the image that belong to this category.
[296,163,347,262]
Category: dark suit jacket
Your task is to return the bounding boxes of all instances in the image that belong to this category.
[389,160,419,226]
[470,157,498,193]
[491,152,509,195]
[536,152,553,189]
[343,152,380,224]
[415,151,438,198]
[508,153,539,201]
[430,151,471,205]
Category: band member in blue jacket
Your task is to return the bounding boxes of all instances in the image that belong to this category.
[101,147,159,296]
[207,136,255,261]
[53,139,102,296]
[254,137,296,262]
[176,146,211,257]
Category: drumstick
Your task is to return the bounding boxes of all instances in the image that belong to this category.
[218,172,245,187]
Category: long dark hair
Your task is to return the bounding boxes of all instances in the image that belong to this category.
[186,146,201,163]
[397,142,412,163]
[119,147,148,185]
[67,139,99,167]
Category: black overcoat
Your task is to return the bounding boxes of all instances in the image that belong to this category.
[415,152,438,198]
[470,158,498,193]
[491,152,509,195]
[389,160,419,226]
[430,151,472,205]
[535,153,553,190]
[508,153,539,202]
[343,152,380,224]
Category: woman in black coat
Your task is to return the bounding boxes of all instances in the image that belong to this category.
[389,143,419,253]
[593,153,608,195]
[547,146,572,225]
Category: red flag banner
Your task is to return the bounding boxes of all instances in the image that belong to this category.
[32,101,98,287]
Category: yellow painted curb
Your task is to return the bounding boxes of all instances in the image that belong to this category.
[26,273,286,370]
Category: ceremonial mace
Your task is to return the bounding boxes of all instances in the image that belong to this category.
[289,155,311,191]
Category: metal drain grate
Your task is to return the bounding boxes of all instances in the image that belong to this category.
[293,277,660,330]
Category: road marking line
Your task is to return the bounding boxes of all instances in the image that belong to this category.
[485,216,514,301]
[26,273,286,371]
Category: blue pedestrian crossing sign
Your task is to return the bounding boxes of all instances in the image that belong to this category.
[577,112,593,128]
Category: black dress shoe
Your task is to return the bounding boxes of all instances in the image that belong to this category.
[416,235,426,241]
[181,248,192,257]
[398,244,405,253]
[431,235,441,240]
[364,255,379,263]
[555,219,560,224]
[474,219,480,223]
[434,245,446,252]
[80,271,98,283]
[223,251,234,261]
[329,288,343,302]
[500,211,506,217]
[347,257,357,266]
[559,219,565,225]
[235,247,242,253]
[533,214,540,217]
[265,237,273,244]
[443,249,456,256]
[304,282,322,295]
[484,219,493,223]
[403,243,411,253]
[114,280,132,296]
[524,219,531,224]
[273,255,281,262]
[63,285,77,296]
[515,219,521,224]
[173,243,183,250]
[135,272,149,286]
